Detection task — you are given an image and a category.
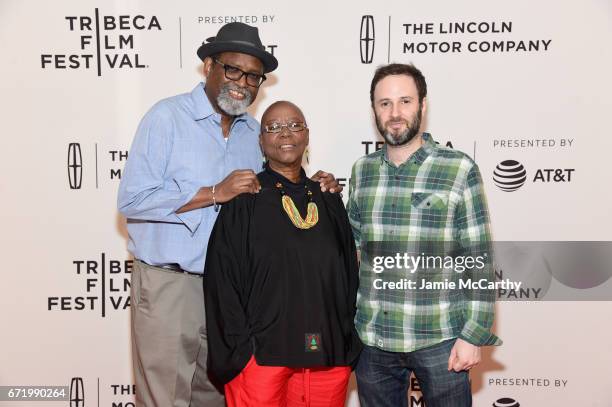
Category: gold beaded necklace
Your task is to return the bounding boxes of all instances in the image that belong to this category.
[275,182,319,229]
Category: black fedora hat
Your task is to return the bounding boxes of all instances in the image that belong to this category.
[197,22,278,73]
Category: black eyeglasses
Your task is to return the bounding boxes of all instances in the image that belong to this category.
[213,58,266,88]
[263,121,308,133]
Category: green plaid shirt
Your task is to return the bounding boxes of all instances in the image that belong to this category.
[348,133,501,352]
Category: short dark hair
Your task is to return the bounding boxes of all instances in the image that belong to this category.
[370,63,427,106]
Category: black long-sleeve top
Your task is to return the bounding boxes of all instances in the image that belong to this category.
[204,165,362,384]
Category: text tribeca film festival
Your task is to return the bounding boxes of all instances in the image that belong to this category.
[41,10,162,75]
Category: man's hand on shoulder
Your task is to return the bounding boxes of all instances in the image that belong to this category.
[311,170,343,194]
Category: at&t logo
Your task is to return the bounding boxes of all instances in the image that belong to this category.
[493,159,575,192]
[493,397,520,407]
[493,160,526,192]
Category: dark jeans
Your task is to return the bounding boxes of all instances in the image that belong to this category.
[355,339,471,407]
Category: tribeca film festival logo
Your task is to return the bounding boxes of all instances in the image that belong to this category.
[360,15,375,64]
[493,159,575,192]
[41,9,162,75]
[67,143,128,190]
[362,140,454,155]
[48,254,132,317]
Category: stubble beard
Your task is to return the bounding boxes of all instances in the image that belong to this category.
[376,104,423,146]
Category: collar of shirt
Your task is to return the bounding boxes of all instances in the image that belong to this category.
[381,132,435,168]
[190,82,257,132]
[264,162,307,184]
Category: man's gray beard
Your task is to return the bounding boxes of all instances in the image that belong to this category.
[377,106,422,146]
[217,83,253,116]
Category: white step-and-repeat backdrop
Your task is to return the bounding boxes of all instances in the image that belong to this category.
[2,0,611,406]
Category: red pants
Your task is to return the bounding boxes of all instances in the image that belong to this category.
[225,356,351,407]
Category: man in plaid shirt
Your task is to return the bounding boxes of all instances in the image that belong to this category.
[348,63,501,407]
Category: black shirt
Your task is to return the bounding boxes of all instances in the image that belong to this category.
[204,165,362,384]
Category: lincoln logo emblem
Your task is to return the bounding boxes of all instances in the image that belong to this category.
[67,143,83,189]
[69,377,84,407]
[360,15,375,64]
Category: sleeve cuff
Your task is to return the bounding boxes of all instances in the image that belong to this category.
[173,180,204,234]
[459,319,502,346]
[175,207,203,234]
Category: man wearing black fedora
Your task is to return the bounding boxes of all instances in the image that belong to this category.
[118,22,342,407]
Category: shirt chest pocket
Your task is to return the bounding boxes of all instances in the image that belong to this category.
[410,192,451,232]
[411,192,449,211]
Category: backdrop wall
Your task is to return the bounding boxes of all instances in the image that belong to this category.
[1,0,611,406]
